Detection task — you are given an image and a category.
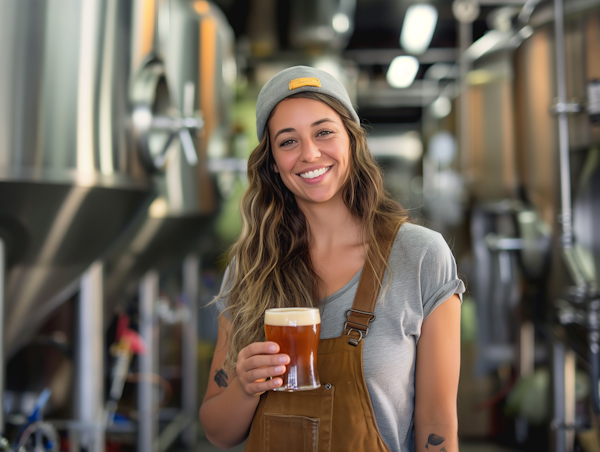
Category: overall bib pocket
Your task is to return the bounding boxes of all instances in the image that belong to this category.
[264,413,319,452]
[262,383,335,452]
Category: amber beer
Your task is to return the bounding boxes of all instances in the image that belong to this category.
[264,308,321,391]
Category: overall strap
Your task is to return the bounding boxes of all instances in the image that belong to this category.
[344,224,400,346]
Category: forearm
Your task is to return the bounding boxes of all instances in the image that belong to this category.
[414,295,461,452]
[414,419,458,452]
[200,376,260,449]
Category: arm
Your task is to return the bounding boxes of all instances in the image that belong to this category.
[414,294,461,452]
[199,315,289,449]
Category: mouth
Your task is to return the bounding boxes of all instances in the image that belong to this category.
[298,166,332,180]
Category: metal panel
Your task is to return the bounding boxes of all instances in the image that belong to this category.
[0,0,154,355]
[74,262,105,452]
[138,271,159,452]
[103,0,234,317]
[466,51,518,200]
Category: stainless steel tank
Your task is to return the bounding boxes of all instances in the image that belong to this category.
[463,10,554,375]
[514,1,600,288]
[465,49,518,201]
[102,0,235,316]
[513,4,600,447]
[0,0,159,356]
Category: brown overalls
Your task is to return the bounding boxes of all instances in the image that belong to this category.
[245,230,397,452]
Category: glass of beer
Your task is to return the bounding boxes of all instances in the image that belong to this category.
[264,308,321,391]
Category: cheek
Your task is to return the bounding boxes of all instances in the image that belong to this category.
[325,141,351,166]
[273,152,296,176]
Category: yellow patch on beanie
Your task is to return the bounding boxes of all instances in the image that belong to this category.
[289,77,321,90]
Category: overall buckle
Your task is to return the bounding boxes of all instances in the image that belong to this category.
[344,309,375,346]
[346,328,365,346]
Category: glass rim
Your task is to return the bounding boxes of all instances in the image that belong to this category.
[264,307,320,326]
[265,307,320,313]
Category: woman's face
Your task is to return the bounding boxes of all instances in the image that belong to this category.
[268,97,351,207]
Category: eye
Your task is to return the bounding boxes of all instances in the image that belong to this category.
[279,139,295,147]
[317,130,333,137]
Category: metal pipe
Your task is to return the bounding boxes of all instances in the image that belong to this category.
[458,21,472,179]
[552,340,567,452]
[565,349,576,450]
[75,261,105,452]
[551,0,599,436]
[138,271,159,452]
[0,238,5,435]
[553,0,573,249]
[589,299,600,414]
[181,255,199,446]
[517,0,542,24]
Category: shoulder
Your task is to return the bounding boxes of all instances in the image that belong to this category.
[391,222,449,263]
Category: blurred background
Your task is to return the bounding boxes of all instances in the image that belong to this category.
[0,0,599,451]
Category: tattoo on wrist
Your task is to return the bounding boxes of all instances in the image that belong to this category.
[440,448,447,452]
[215,369,228,388]
[425,433,445,449]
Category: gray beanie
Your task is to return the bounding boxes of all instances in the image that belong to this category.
[255,66,360,140]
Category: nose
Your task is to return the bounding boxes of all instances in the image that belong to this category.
[300,139,321,162]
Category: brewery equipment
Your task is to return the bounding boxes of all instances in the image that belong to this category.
[0,0,154,361]
[461,0,600,448]
[1,2,234,452]
[98,2,235,451]
[103,0,235,313]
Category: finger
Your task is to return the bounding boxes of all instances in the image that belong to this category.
[239,342,280,361]
[242,354,289,372]
[247,377,283,395]
[245,365,286,384]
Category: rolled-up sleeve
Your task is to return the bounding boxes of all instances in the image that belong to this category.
[420,233,465,320]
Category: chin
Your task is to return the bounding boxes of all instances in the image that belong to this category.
[299,191,339,205]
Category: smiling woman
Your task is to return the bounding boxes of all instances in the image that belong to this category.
[199,66,464,452]
[269,97,351,206]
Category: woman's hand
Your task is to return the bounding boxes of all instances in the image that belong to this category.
[236,341,290,397]
[201,319,289,449]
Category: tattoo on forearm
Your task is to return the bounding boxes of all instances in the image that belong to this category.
[425,433,445,449]
[440,448,447,452]
[215,369,228,388]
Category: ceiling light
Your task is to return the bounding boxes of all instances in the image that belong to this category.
[431,96,452,118]
[332,13,350,34]
[400,4,438,55]
[386,56,419,88]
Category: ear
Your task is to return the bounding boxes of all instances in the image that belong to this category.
[273,163,280,173]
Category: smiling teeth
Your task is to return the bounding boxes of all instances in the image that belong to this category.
[300,166,330,179]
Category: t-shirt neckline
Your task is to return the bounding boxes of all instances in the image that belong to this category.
[319,267,363,306]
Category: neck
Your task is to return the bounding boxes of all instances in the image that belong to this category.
[296,193,362,251]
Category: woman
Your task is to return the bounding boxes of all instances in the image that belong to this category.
[200,66,464,452]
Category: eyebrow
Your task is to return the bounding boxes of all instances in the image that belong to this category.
[273,118,336,141]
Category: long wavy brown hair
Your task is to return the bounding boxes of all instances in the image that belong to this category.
[219,92,409,372]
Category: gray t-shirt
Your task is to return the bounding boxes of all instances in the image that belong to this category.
[217,222,465,452]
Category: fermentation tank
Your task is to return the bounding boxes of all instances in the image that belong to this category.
[471,1,600,448]
[0,0,157,357]
[514,0,600,292]
[102,0,235,317]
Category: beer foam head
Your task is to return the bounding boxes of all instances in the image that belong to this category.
[264,308,321,326]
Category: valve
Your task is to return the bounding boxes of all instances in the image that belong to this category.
[131,61,204,171]
[146,82,204,169]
